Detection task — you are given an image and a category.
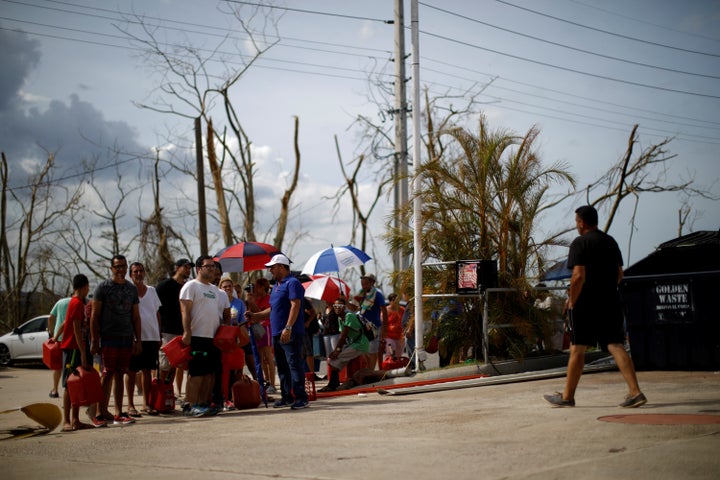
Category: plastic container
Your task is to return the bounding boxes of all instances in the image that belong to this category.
[66,367,104,407]
[221,349,245,402]
[42,340,62,370]
[213,325,241,352]
[232,376,261,409]
[381,356,410,370]
[149,377,175,413]
[161,336,192,368]
[304,372,316,401]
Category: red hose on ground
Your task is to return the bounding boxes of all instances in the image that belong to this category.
[315,373,488,399]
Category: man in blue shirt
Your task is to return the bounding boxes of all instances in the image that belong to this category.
[356,273,388,369]
[246,254,309,410]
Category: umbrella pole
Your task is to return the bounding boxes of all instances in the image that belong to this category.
[248,327,268,407]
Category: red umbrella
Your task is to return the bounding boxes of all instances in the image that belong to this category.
[302,274,351,303]
[214,242,282,273]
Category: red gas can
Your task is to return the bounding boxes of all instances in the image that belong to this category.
[149,378,175,414]
[221,349,245,403]
[232,375,261,410]
[66,367,104,407]
[381,356,410,370]
[42,339,62,370]
[161,336,192,368]
[213,325,241,352]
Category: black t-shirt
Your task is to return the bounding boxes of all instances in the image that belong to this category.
[156,277,184,335]
[567,229,623,310]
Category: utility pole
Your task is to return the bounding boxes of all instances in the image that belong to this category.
[393,0,410,274]
[195,116,208,256]
[410,0,425,371]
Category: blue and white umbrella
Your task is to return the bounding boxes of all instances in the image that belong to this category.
[301,245,371,276]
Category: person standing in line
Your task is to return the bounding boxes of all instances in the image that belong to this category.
[47,297,71,398]
[219,276,247,410]
[544,205,646,408]
[355,273,388,369]
[180,256,230,417]
[384,293,405,359]
[126,262,162,416]
[245,254,309,410]
[59,274,95,431]
[90,255,142,425]
[156,258,192,398]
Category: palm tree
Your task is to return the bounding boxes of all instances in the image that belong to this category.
[389,114,575,361]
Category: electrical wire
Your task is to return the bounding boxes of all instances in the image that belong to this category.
[495,0,720,58]
[420,1,720,79]
[2,0,718,153]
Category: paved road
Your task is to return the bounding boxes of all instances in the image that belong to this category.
[1,364,719,479]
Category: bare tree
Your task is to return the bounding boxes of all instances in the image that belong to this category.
[331,135,392,274]
[137,150,192,283]
[576,124,717,256]
[120,4,285,248]
[0,151,83,329]
[58,154,141,280]
[272,116,302,252]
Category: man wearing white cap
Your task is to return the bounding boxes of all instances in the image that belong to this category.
[245,254,309,410]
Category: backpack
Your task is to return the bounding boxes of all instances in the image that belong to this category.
[357,314,377,341]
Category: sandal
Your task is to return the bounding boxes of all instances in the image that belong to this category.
[73,423,95,431]
[128,408,142,418]
[61,425,74,432]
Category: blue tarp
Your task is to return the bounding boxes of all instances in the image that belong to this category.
[541,259,572,281]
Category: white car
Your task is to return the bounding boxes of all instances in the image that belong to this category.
[0,315,50,366]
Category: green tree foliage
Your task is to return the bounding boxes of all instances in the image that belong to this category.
[389,113,575,361]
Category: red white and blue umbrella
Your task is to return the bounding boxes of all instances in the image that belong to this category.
[302,275,351,303]
[214,241,282,273]
[301,245,371,276]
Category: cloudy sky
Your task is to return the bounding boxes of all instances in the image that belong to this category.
[1,0,718,285]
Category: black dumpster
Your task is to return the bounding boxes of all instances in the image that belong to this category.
[620,231,720,370]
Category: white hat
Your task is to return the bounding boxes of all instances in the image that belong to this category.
[265,254,291,267]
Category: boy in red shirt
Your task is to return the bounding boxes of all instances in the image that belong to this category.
[60,274,94,431]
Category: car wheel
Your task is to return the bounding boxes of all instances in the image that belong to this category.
[0,344,11,366]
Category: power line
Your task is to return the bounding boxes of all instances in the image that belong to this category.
[4,1,717,148]
[5,0,392,57]
[567,0,720,45]
[420,63,720,133]
[221,0,393,24]
[10,0,717,105]
[420,1,720,79]
[422,56,720,128]
[495,0,720,58]
[420,80,720,145]
[420,29,720,99]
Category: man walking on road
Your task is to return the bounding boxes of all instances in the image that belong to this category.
[544,205,646,408]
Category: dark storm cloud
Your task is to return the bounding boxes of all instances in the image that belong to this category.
[0,26,146,187]
[0,27,40,111]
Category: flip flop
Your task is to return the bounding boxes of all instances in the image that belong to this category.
[146,408,159,416]
[128,409,142,418]
[61,425,74,432]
